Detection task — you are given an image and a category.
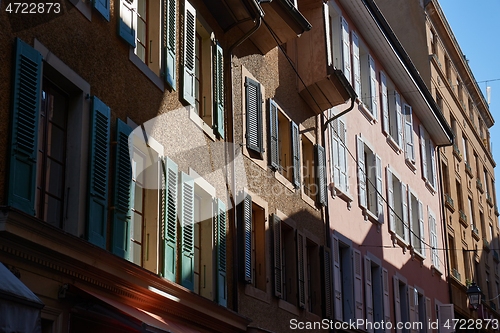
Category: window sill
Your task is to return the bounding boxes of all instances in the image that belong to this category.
[358,102,377,124]
[425,180,437,195]
[431,265,443,277]
[411,248,426,262]
[301,190,317,210]
[278,299,300,316]
[69,0,92,21]
[386,135,402,154]
[129,49,165,92]
[405,158,417,173]
[391,232,409,252]
[244,284,271,304]
[329,184,353,210]
[363,208,382,226]
[273,171,296,193]
[189,108,216,141]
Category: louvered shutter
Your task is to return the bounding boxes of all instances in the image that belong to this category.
[269,99,280,170]
[8,38,42,215]
[94,0,110,21]
[162,157,178,282]
[111,119,133,258]
[402,183,409,242]
[316,144,327,206]
[381,72,389,134]
[352,31,360,95]
[369,55,378,118]
[332,234,343,321]
[395,92,403,147]
[216,199,227,306]
[119,0,136,47]
[242,194,252,283]
[382,268,391,333]
[164,0,177,89]
[418,200,425,256]
[429,140,437,187]
[376,154,383,220]
[322,247,333,319]
[365,256,374,333]
[438,304,455,333]
[330,117,339,187]
[341,17,351,83]
[245,77,263,153]
[291,122,301,189]
[408,186,414,247]
[353,249,363,321]
[409,288,416,332]
[182,0,196,106]
[420,125,427,181]
[404,104,414,161]
[324,3,332,67]
[393,276,401,333]
[179,172,195,290]
[273,213,282,297]
[338,119,347,192]
[425,297,432,327]
[387,168,395,232]
[213,41,224,138]
[357,136,367,208]
[297,231,306,308]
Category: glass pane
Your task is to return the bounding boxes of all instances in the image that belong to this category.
[132,212,143,241]
[136,44,145,62]
[132,151,144,184]
[44,195,62,228]
[49,91,67,128]
[137,20,146,44]
[47,123,65,162]
[131,242,142,265]
[134,183,143,213]
[45,159,64,198]
[137,0,146,18]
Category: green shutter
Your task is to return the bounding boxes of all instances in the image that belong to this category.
[245,77,263,153]
[93,0,110,21]
[315,144,327,206]
[119,0,136,47]
[111,119,133,258]
[213,41,224,138]
[269,99,279,170]
[291,121,301,189]
[215,199,227,307]
[164,0,177,89]
[240,194,252,283]
[7,38,42,216]
[273,214,282,297]
[179,172,195,290]
[182,0,196,106]
[87,96,111,249]
[162,157,178,282]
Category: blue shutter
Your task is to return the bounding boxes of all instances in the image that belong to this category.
[269,99,279,170]
[119,0,136,47]
[111,119,133,258]
[245,77,263,153]
[241,194,252,283]
[215,199,227,306]
[164,0,177,89]
[94,0,110,21]
[179,172,195,290]
[213,41,224,138]
[291,121,301,189]
[182,0,196,106]
[87,96,111,249]
[273,213,282,297]
[162,157,178,281]
[315,144,327,206]
[7,38,42,216]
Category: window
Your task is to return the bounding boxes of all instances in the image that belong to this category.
[393,276,409,333]
[306,239,321,315]
[468,98,474,123]
[419,125,437,189]
[273,218,299,305]
[463,249,471,282]
[431,30,438,56]
[468,197,475,228]
[457,80,463,104]
[450,115,457,138]
[364,256,389,333]
[329,111,348,194]
[445,55,451,83]
[408,190,424,257]
[387,167,409,243]
[360,50,378,119]
[352,31,360,96]
[302,137,315,200]
[484,168,490,196]
[328,7,350,83]
[357,136,383,221]
[403,104,414,162]
[436,92,443,112]
[474,152,480,178]
[456,180,463,212]
[428,209,439,270]
[448,235,457,272]
[381,73,403,150]
[462,135,468,163]
[442,162,450,195]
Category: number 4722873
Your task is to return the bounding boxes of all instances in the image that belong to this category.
[5,2,61,14]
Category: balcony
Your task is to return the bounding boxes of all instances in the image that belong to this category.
[451,268,461,282]
[444,193,455,212]
[459,210,468,227]
[477,178,484,193]
[483,238,491,252]
[465,162,473,177]
[471,225,480,241]
[453,144,462,161]
[487,193,494,207]
[493,250,499,263]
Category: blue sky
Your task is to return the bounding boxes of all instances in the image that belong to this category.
[439,0,500,198]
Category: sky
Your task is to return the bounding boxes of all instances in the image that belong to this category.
[438,0,500,198]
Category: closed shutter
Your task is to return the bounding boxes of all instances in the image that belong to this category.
[322,247,333,319]
[402,183,409,242]
[338,119,347,192]
[332,234,343,321]
[429,211,439,269]
[420,125,427,181]
[242,194,252,283]
[369,55,378,118]
[164,0,177,89]
[376,154,383,220]
[8,38,42,215]
[387,167,395,232]
[357,136,367,208]
[291,121,301,189]
[245,77,263,153]
[269,99,280,170]
[162,157,178,282]
[393,276,401,333]
[418,200,425,256]
[429,140,437,187]
[273,213,282,297]
[297,231,306,308]
[382,268,391,333]
[179,172,195,290]
[365,256,374,333]
[315,144,327,206]
[87,97,111,249]
[438,304,455,333]
[394,92,402,147]
[213,42,224,138]
[381,72,389,134]
[215,199,227,306]
[352,31,360,95]
[94,0,110,21]
[341,17,351,83]
[182,0,196,106]
[119,0,137,47]
[353,249,363,321]
[111,119,133,258]
[404,104,414,161]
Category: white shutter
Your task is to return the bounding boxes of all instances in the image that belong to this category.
[324,3,332,67]
[352,31,361,96]
[409,288,416,332]
[381,72,389,134]
[404,104,414,161]
[330,116,340,187]
[438,304,455,333]
[339,119,348,193]
[429,140,437,187]
[383,268,391,333]
[402,183,409,242]
[369,55,378,119]
[418,200,425,256]
[357,136,367,208]
[408,186,413,246]
[413,289,419,333]
[425,297,432,327]
[342,17,351,84]
[420,125,428,181]
[365,256,374,333]
[332,235,343,321]
[376,154,383,220]
[353,249,363,321]
[393,276,401,333]
[396,92,403,147]
[387,167,395,232]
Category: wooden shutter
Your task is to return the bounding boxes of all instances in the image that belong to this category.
[409,287,416,331]
[365,256,374,333]
[322,247,333,319]
[330,117,340,187]
[273,213,282,297]
[341,17,351,83]
[213,41,224,138]
[8,38,42,216]
[387,168,395,232]
[418,200,425,256]
[338,119,348,192]
[162,157,178,282]
[353,249,363,320]
[179,172,195,290]
[425,297,432,327]
[420,125,427,181]
[111,119,133,258]
[395,92,402,147]
[316,144,327,206]
[352,31,360,95]
[376,154,383,220]
[357,136,367,208]
[404,104,414,161]
[182,0,196,106]
[242,194,252,283]
[119,0,136,47]
[297,231,306,308]
[381,71,389,134]
[324,3,332,67]
[94,0,110,21]
[369,55,378,118]
[438,304,455,333]
[269,99,280,170]
[430,140,437,187]
[402,183,409,242]
[382,268,391,333]
[164,0,177,89]
[245,77,263,153]
[408,186,414,246]
[393,276,401,333]
[332,234,343,321]
[215,199,227,306]
[291,121,301,189]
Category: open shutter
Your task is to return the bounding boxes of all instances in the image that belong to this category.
[242,194,252,283]
[297,231,306,308]
[119,0,137,47]
[409,287,416,331]
[395,92,402,147]
[216,199,227,306]
[182,0,196,106]
[273,214,282,297]
[404,104,414,161]
[353,249,363,321]
[324,3,332,67]
[269,99,280,170]
[382,268,391,333]
[87,97,111,249]
[164,0,177,89]
[213,41,224,138]
[332,234,343,321]
[245,77,263,153]
[338,119,347,192]
[408,186,414,247]
[429,140,437,187]
[365,256,374,333]
[425,297,432,327]
[8,38,42,215]
[402,183,409,242]
[369,55,378,118]
[352,31,360,95]
[418,200,425,256]
[291,121,301,189]
[387,168,395,232]
[438,304,455,333]
[179,172,195,290]
[162,157,178,282]
[316,144,327,206]
[111,119,133,258]
[330,117,340,187]
[420,125,427,181]
[341,17,351,83]
[381,72,389,134]
[322,247,333,319]
[94,0,110,21]
[357,136,367,208]
[393,276,401,333]
[376,154,383,220]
